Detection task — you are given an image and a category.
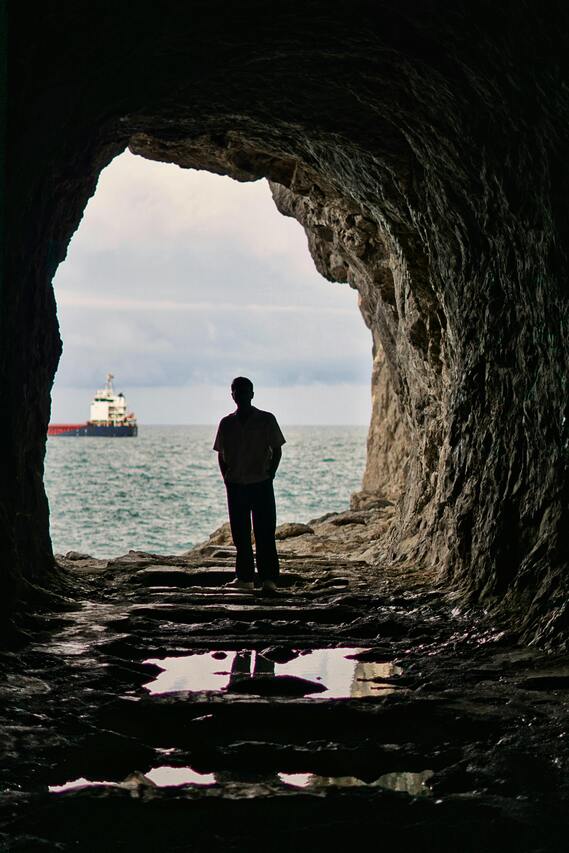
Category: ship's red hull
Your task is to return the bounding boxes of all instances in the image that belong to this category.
[48,423,137,436]
[47,424,87,436]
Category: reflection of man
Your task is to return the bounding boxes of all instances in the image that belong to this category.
[228,650,276,686]
[215,651,278,786]
[214,377,286,594]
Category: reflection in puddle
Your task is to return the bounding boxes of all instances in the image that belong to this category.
[279,773,366,788]
[144,766,216,786]
[143,648,403,698]
[49,777,116,793]
[279,770,433,796]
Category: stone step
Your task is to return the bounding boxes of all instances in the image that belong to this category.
[97,635,380,661]
[96,692,509,751]
[119,602,360,626]
[42,731,441,794]
[136,591,315,607]
[133,567,302,587]
[201,545,365,562]
[7,783,529,853]
[138,587,325,600]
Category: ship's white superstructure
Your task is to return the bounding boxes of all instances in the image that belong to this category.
[48,373,137,437]
[89,373,136,427]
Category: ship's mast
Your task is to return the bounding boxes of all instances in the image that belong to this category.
[106,373,114,394]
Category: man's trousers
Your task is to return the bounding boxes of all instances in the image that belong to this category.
[225,479,280,582]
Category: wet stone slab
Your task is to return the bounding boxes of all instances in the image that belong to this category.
[1,549,569,851]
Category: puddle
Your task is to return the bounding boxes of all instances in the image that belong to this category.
[50,766,432,795]
[279,770,433,796]
[143,648,403,698]
[49,766,216,793]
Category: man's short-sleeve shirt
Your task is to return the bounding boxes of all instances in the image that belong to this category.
[213,407,286,484]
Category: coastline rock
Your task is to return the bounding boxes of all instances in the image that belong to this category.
[275,523,314,540]
[328,512,368,527]
[205,523,233,547]
[350,492,394,512]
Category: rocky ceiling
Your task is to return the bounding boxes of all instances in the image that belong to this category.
[4,0,569,645]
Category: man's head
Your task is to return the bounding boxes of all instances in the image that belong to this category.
[231,376,254,408]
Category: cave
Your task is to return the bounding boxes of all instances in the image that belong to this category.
[6,0,569,642]
[3,2,569,848]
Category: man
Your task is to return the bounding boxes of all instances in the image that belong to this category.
[213,376,285,593]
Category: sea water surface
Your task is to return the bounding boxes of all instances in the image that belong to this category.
[45,425,367,558]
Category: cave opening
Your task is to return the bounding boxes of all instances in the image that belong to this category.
[46,150,373,558]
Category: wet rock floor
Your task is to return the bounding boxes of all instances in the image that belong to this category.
[1,546,569,851]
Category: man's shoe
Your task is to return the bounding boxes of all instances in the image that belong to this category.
[261,580,279,594]
[224,578,254,591]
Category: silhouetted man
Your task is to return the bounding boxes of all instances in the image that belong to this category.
[214,377,285,593]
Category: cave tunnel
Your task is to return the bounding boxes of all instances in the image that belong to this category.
[4,2,569,847]
[6,0,569,644]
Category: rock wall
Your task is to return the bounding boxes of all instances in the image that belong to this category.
[269,182,410,504]
[5,0,569,644]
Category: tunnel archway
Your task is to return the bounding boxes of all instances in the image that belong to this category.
[6,0,569,645]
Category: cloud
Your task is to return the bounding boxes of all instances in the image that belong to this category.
[70,151,314,270]
[56,290,356,316]
[52,151,371,423]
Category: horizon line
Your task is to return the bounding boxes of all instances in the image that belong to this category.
[47,422,369,429]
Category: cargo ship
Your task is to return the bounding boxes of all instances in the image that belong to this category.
[48,374,138,437]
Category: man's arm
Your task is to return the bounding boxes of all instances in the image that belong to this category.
[217,452,228,480]
[268,446,282,479]
[213,420,227,480]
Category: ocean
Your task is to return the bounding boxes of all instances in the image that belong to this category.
[45,425,367,559]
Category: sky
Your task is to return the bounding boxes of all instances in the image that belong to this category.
[51,151,372,425]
